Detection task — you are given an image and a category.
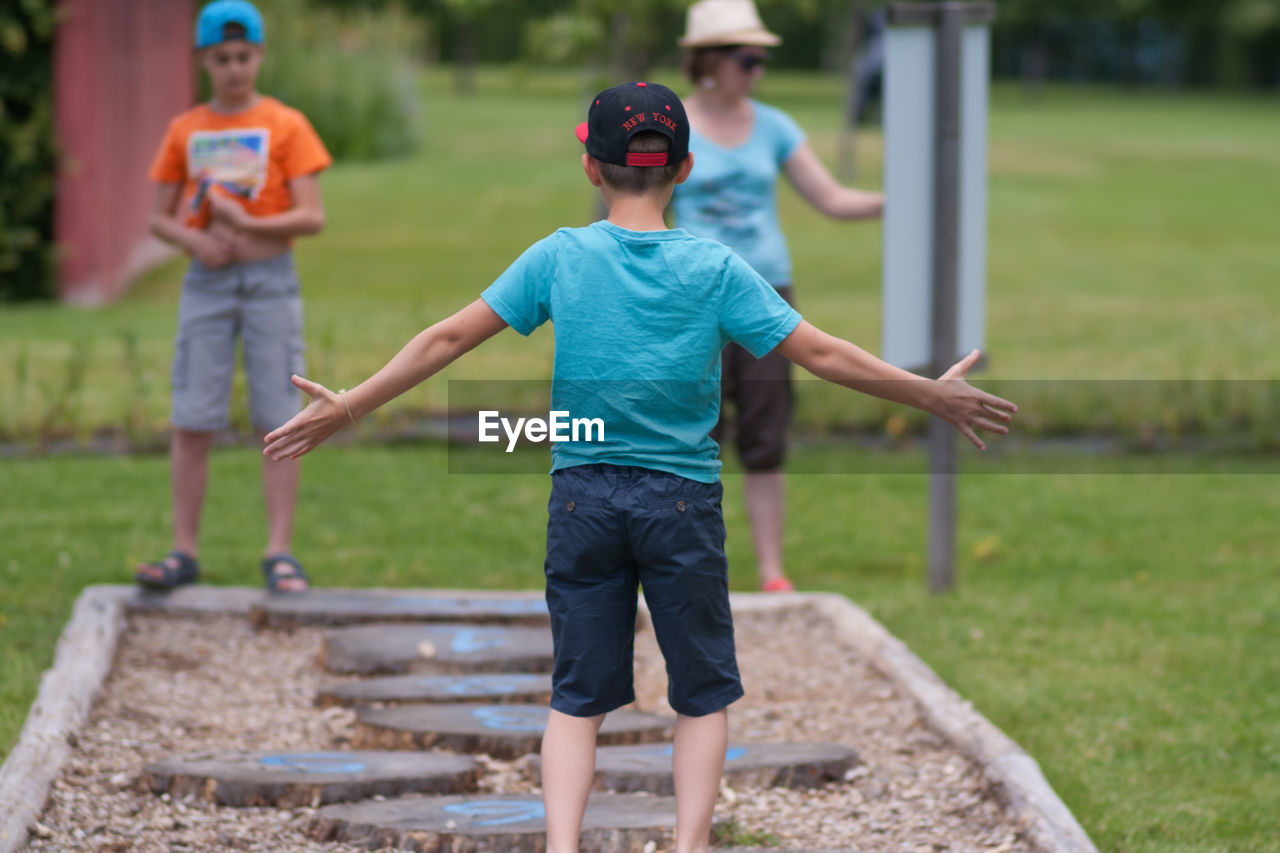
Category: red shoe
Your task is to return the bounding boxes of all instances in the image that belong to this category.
[760,577,795,593]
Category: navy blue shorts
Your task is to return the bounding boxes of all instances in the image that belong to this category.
[544,464,744,718]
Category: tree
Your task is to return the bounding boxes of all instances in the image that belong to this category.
[522,0,686,81]
[437,0,502,93]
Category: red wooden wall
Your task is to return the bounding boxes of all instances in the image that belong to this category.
[54,0,194,304]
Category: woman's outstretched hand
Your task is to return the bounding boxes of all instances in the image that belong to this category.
[263,375,350,460]
[932,350,1018,450]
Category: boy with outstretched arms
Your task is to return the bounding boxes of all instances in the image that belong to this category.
[139,0,331,594]
[264,82,1015,853]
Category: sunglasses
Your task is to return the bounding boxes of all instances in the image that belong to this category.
[732,51,768,72]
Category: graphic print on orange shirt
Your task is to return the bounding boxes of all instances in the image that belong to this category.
[187,129,270,218]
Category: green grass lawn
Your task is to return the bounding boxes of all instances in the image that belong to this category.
[2,447,1278,852]
[1,70,1277,441]
[2,69,1278,851]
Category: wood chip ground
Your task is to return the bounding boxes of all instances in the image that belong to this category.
[26,607,1032,852]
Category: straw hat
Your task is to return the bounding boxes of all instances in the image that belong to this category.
[678,0,781,48]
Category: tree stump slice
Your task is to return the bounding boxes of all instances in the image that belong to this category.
[142,751,478,808]
[124,586,263,618]
[588,742,859,795]
[309,793,675,852]
[354,704,674,760]
[318,673,553,708]
[251,590,549,629]
[321,624,554,675]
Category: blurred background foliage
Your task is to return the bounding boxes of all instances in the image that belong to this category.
[235,0,425,161]
[3,0,1278,301]
[318,0,1280,88]
[0,0,58,302]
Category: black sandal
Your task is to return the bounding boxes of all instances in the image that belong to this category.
[261,554,311,594]
[135,551,200,590]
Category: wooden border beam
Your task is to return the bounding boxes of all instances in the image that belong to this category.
[0,586,129,853]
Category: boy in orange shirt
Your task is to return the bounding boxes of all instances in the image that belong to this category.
[137,0,331,593]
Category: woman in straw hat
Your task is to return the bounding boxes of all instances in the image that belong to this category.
[672,0,885,594]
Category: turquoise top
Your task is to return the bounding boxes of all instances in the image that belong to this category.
[670,100,807,287]
[482,220,802,482]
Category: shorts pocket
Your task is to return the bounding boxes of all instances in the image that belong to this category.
[258,261,301,299]
[545,498,628,584]
[170,337,189,391]
[288,338,306,392]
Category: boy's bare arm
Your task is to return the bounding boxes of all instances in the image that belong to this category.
[209,173,325,238]
[263,299,509,459]
[149,182,234,268]
[775,320,1016,449]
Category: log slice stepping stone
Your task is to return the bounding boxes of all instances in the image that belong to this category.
[322,623,554,675]
[318,673,553,708]
[310,793,674,852]
[125,586,263,618]
[142,751,478,808]
[251,590,549,629]
[587,742,859,795]
[355,704,674,760]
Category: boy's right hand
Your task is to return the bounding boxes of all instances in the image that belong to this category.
[263,376,350,460]
[187,231,235,269]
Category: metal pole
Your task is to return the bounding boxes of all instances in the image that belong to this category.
[927,3,963,594]
[837,0,865,182]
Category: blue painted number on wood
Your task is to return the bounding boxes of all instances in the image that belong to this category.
[445,675,539,696]
[628,745,747,762]
[258,753,366,773]
[450,627,505,653]
[443,800,546,826]
[471,706,547,731]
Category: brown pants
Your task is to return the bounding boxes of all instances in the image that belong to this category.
[713,286,795,472]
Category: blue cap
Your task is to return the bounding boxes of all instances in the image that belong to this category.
[196,0,264,49]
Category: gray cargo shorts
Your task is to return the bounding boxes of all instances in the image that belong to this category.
[171,252,305,433]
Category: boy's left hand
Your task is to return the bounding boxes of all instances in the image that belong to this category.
[263,376,350,460]
[932,350,1017,450]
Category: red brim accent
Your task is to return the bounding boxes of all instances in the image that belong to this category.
[625,152,669,167]
[575,122,589,144]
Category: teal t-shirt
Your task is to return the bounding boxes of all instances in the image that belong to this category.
[670,100,806,287]
[481,220,802,483]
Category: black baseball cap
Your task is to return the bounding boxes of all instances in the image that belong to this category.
[575,81,690,167]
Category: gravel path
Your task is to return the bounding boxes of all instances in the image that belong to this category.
[27,606,1032,852]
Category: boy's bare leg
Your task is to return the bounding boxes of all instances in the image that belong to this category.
[672,708,728,853]
[744,470,786,587]
[541,709,604,853]
[258,429,306,591]
[170,427,213,556]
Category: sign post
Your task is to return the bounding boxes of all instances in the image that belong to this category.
[883,2,995,592]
